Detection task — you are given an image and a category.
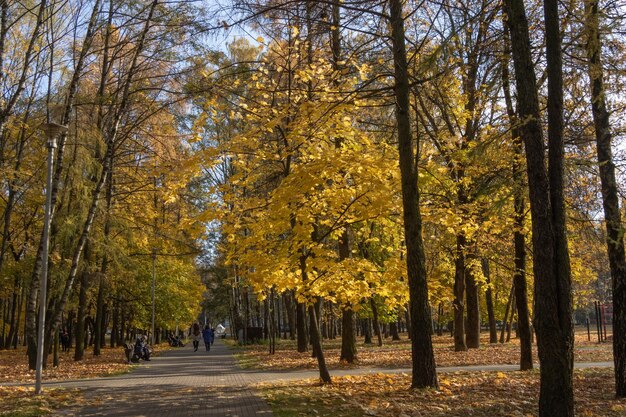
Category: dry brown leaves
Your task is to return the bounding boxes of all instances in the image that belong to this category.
[0,344,169,384]
[0,386,85,416]
[233,330,613,371]
[258,368,626,417]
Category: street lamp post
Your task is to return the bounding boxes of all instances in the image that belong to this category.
[151,248,156,346]
[35,122,67,395]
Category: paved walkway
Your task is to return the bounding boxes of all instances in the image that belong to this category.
[52,340,273,417]
[42,339,614,416]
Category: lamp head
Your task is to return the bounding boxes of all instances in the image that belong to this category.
[40,123,68,147]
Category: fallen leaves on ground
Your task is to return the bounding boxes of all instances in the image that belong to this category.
[258,368,625,417]
[0,344,170,384]
[0,386,85,416]
[229,330,612,371]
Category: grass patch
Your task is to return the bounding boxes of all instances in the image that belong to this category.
[233,351,262,369]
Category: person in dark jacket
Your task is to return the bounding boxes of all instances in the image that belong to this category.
[134,335,151,360]
[202,325,214,351]
[60,329,70,352]
[191,322,201,351]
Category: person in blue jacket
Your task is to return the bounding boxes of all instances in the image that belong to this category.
[202,325,214,352]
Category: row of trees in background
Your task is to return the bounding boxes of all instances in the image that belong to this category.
[0,0,207,366]
[197,0,626,414]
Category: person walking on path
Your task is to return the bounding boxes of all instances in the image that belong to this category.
[60,328,70,352]
[191,322,202,352]
[202,325,214,351]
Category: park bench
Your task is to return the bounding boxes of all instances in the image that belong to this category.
[124,341,152,363]
[246,327,263,343]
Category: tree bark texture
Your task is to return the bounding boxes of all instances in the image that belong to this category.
[514,189,533,370]
[453,234,467,351]
[309,303,331,383]
[504,0,574,413]
[93,275,105,356]
[296,301,308,352]
[390,320,400,341]
[74,271,88,361]
[363,319,372,344]
[389,0,438,389]
[501,21,533,370]
[465,256,480,349]
[500,284,514,344]
[584,0,626,397]
[340,308,357,363]
[370,298,383,347]
[483,259,498,344]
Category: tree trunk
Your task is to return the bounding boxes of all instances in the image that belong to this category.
[101,304,108,348]
[86,316,94,347]
[269,288,276,354]
[340,308,357,363]
[370,298,383,347]
[296,301,308,352]
[53,329,59,367]
[390,320,401,341]
[514,195,533,369]
[500,284,514,344]
[284,292,295,340]
[465,255,480,349]
[14,285,24,349]
[363,319,372,344]
[263,299,269,340]
[584,0,626,397]
[110,300,118,348]
[388,0,438,389]
[504,0,574,412]
[337,224,357,360]
[74,270,89,361]
[453,234,467,351]
[483,259,498,344]
[275,293,282,340]
[501,22,533,370]
[404,306,411,339]
[6,273,19,348]
[309,303,331,383]
[93,275,105,356]
[507,301,515,343]
[310,299,321,358]
[0,298,5,349]
[329,304,336,339]
[118,304,126,346]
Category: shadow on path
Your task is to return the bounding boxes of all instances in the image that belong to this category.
[57,384,271,417]
[52,339,273,417]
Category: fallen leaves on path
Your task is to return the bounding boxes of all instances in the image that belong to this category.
[258,368,625,417]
